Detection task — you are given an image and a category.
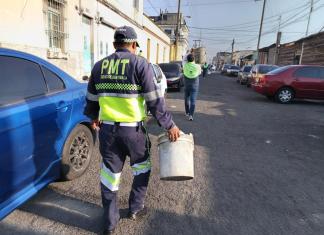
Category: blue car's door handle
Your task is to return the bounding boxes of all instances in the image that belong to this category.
[56,101,69,112]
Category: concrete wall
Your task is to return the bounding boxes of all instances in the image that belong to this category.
[0,0,170,80]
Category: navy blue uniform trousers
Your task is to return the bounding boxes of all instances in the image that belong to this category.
[99,123,151,230]
[184,77,199,116]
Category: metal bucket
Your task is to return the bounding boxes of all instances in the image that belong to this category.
[157,132,194,181]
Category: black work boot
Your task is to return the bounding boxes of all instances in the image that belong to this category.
[127,207,148,221]
[103,228,115,235]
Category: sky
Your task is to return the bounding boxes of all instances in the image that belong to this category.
[144,0,324,62]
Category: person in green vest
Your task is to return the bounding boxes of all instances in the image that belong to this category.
[202,62,209,78]
[183,54,202,121]
[138,49,144,57]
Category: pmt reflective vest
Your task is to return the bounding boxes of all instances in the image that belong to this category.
[84,48,174,129]
[184,62,202,79]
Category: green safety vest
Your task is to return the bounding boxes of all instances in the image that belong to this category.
[184,62,201,79]
[203,64,208,69]
[93,56,147,123]
[98,96,146,122]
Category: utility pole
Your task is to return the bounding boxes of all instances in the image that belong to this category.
[193,39,201,48]
[299,0,314,65]
[231,38,235,63]
[174,0,181,61]
[274,15,282,65]
[256,0,267,63]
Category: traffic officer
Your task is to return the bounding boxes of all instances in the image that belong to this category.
[84,26,180,234]
[202,62,209,78]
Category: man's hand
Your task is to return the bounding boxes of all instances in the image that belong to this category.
[168,125,180,142]
[91,119,101,131]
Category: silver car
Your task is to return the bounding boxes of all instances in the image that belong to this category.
[237,65,252,84]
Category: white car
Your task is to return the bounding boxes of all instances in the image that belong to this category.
[226,65,240,76]
[151,63,167,97]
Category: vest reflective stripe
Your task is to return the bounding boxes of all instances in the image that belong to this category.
[86,92,99,101]
[98,92,141,98]
[99,96,146,122]
[131,159,151,176]
[184,62,201,79]
[96,83,141,91]
[100,163,121,191]
[143,89,163,101]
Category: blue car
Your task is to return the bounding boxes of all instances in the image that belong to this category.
[0,48,95,220]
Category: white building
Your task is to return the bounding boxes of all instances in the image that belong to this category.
[0,0,171,80]
[149,12,190,61]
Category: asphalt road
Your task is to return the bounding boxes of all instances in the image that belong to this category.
[1,72,324,235]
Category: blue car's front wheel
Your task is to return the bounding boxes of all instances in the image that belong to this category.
[61,124,94,180]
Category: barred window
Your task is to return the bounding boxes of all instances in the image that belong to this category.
[45,0,67,51]
[134,0,139,11]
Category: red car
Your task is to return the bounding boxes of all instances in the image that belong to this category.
[252,65,324,103]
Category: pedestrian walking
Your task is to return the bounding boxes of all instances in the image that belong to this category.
[202,62,209,78]
[138,49,144,57]
[182,48,194,67]
[183,54,201,121]
[84,25,180,235]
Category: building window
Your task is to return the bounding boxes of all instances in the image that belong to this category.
[133,0,139,11]
[164,29,172,35]
[45,0,67,51]
[100,41,103,55]
[163,47,166,62]
[156,43,159,64]
[147,38,151,62]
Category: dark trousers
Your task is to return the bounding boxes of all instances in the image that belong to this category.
[99,123,151,230]
[184,78,199,116]
[203,69,208,78]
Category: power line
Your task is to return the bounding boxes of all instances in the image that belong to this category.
[188,26,259,32]
[319,25,324,32]
[145,0,253,8]
[146,0,159,15]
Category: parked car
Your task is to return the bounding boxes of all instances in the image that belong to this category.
[237,65,252,84]
[221,64,230,74]
[247,64,279,87]
[151,63,167,97]
[226,65,240,76]
[158,63,183,91]
[170,60,183,72]
[252,65,324,103]
[0,48,95,220]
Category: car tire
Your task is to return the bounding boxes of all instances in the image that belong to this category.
[275,87,294,104]
[61,124,94,180]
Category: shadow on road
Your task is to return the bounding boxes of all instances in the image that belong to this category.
[19,188,104,234]
[0,223,46,235]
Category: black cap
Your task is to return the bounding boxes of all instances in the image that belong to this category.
[187,54,194,62]
[114,26,139,47]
